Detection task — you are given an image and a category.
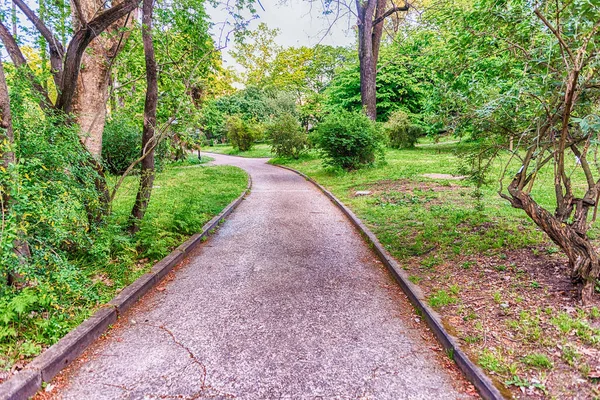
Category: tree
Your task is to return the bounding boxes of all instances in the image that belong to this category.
[129,0,157,233]
[71,0,136,158]
[429,0,600,303]
[316,0,410,119]
[230,22,281,85]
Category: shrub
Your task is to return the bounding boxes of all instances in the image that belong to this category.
[384,110,424,149]
[312,110,383,170]
[102,114,141,174]
[226,115,256,151]
[267,113,307,158]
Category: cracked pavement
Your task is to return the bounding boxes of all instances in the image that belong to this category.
[51,154,467,399]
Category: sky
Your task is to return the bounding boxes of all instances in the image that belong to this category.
[207,0,357,70]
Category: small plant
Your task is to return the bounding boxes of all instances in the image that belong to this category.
[420,256,440,270]
[493,291,502,304]
[312,110,384,170]
[478,349,506,374]
[449,284,460,295]
[408,275,423,284]
[383,110,424,149]
[429,290,458,308]
[463,335,482,344]
[226,115,257,152]
[522,353,553,370]
[267,113,307,159]
[461,261,474,270]
[561,345,580,366]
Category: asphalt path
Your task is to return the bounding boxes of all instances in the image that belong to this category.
[52,153,466,399]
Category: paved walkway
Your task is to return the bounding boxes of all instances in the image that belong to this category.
[52,154,465,399]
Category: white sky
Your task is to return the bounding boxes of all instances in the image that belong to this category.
[207,0,357,70]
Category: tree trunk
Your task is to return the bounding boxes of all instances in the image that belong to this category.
[507,180,600,304]
[129,0,157,234]
[0,57,30,284]
[356,0,378,121]
[70,0,134,158]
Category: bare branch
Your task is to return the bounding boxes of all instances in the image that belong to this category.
[373,2,410,26]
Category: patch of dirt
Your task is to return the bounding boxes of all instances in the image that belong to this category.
[358,178,465,195]
[422,173,467,180]
[404,246,600,399]
[351,178,469,210]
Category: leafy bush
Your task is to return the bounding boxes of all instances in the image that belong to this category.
[226,115,256,151]
[102,114,141,174]
[384,110,424,149]
[312,110,384,170]
[267,113,307,158]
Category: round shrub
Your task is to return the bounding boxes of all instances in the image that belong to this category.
[384,110,424,149]
[312,110,383,170]
[266,113,307,158]
[226,115,257,151]
[102,114,141,175]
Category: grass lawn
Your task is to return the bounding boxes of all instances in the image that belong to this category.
[205,143,272,158]
[274,142,600,399]
[1,158,247,373]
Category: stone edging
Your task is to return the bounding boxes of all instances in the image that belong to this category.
[0,175,252,400]
[275,164,505,400]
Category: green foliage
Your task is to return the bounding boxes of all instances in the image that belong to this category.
[384,110,424,149]
[522,353,553,370]
[429,289,458,308]
[312,110,384,170]
[226,115,256,152]
[102,114,142,175]
[266,113,307,159]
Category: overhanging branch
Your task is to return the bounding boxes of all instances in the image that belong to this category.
[373,3,410,26]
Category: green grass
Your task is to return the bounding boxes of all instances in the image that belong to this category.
[522,353,553,370]
[205,143,273,158]
[0,163,247,371]
[274,145,549,262]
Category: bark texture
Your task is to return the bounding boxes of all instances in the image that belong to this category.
[71,0,134,157]
[129,0,157,233]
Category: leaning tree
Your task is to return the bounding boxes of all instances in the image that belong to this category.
[439,0,600,303]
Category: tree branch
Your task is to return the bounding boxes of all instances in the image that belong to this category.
[373,3,410,26]
[55,0,140,113]
[0,20,52,108]
[12,0,65,83]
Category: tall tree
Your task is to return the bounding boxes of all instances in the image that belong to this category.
[129,0,157,233]
[230,22,281,85]
[354,0,409,120]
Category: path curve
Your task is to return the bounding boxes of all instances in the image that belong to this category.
[52,153,466,399]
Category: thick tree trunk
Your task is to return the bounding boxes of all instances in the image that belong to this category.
[129,0,157,234]
[0,58,30,284]
[71,0,134,158]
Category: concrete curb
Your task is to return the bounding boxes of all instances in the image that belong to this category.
[275,164,505,400]
[0,175,252,400]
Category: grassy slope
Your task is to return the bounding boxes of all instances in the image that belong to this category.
[275,143,600,399]
[2,159,247,371]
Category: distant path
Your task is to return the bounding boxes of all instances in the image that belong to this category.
[52,153,466,399]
